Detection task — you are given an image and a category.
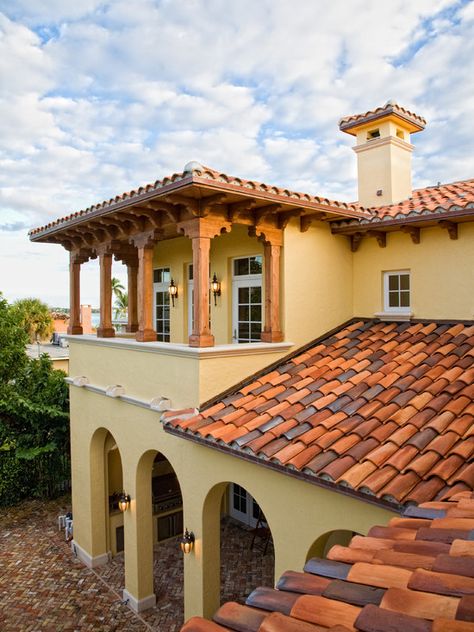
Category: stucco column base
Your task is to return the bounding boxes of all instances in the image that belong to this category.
[136,328,157,342]
[261,331,284,343]
[96,327,115,338]
[71,541,109,568]
[122,589,156,613]
[189,333,215,347]
[67,325,83,335]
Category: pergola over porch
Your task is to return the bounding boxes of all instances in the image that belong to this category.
[29,163,367,347]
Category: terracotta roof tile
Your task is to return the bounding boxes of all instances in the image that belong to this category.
[182,496,474,631]
[165,320,474,509]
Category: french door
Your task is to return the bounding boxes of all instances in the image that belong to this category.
[232,256,263,343]
[153,267,170,342]
[228,483,261,528]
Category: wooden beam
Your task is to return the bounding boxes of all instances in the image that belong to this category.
[300,212,325,233]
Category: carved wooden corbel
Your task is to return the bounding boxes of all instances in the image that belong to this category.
[367,230,387,248]
[439,220,458,240]
[401,225,421,244]
[350,232,363,252]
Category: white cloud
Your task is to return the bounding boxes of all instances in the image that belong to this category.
[0,0,473,306]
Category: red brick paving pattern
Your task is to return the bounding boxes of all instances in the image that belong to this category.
[0,498,274,631]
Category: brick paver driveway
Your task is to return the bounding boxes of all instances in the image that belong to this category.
[0,497,274,631]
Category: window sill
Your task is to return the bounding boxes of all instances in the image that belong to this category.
[374,311,413,322]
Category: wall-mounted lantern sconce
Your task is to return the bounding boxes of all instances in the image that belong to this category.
[211,273,221,306]
[168,279,178,307]
[179,528,195,554]
[118,492,131,512]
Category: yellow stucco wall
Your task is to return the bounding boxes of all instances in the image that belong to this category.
[283,219,353,346]
[69,388,396,618]
[353,223,474,319]
[69,339,290,408]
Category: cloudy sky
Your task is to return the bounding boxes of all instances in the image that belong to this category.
[1,0,473,307]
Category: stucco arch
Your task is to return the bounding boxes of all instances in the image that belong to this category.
[305,529,358,562]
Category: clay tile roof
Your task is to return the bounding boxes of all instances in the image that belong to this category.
[164,319,474,510]
[29,163,370,239]
[180,493,474,632]
[331,178,474,227]
[339,100,427,134]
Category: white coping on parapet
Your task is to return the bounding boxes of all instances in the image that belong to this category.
[63,334,293,359]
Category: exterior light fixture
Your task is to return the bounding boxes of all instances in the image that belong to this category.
[168,279,178,307]
[211,273,221,306]
[118,492,131,512]
[179,528,195,554]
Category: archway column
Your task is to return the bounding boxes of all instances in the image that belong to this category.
[184,483,224,620]
[122,454,156,612]
[70,425,109,568]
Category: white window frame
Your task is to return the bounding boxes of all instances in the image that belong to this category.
[383,270,411,313]
[153,267,171,342]
[232,255,263,343]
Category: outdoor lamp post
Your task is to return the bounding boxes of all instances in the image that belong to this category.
[180,528,195,554]
[118,492,131,512]
[211,273,221,306]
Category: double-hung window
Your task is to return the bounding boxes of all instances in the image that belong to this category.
[383,270,410,313]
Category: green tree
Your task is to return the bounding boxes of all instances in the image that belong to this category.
[114,290,128,320]
[0,293,69,505]
[111,276,128,320]
[12,297,54,343]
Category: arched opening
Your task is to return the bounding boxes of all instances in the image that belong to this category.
[149,451,184,616]
[305,529,359,562]
[220,482,275,603]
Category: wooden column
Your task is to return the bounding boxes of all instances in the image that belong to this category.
[257,227,284,343]
[126,261,139,333]
[178,218,231,348]
[190,236,213,347]
[67,251,84,335]
[133,233,157,342]
[97,247,115,338]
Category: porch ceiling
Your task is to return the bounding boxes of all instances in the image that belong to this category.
[28,163,370,252]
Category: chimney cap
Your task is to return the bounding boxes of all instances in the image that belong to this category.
[339,102,426,135]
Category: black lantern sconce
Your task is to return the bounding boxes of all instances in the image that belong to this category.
[168,279,178,307]
[179,528,195,554]
[118,491,131,512]
[211,273,221,306]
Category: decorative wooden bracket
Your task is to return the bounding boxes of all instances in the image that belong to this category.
[177,217,231,240]
[278,210,302,230]
[439,220,458,240]
[300,212,325,233]
[227,198,257,222]
[367,230,387,248]
[249,224,283,247]
[166,193,226,218]
[401,225,421,244]
[253,204,282,226]
[130,229,163,250]
[350,232,363,252]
